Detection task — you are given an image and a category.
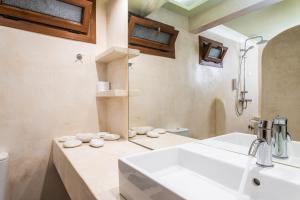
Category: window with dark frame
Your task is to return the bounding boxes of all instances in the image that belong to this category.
[0,0,96,43]
[199,36,228,68]
[128,14,179,59]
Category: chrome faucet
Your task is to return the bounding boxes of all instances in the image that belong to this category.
[248,120,273,167]
[272,115,290,159]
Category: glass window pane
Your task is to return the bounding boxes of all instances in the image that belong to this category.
[132,24,171,45]
[208,47,222,58]
[2,0,83,23]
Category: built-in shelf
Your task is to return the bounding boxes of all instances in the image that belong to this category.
[96,47,140,63]
[96,89,128,98]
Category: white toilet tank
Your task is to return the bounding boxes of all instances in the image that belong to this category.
[0,153,8,200]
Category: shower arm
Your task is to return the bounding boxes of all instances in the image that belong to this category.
[244,36,264,50]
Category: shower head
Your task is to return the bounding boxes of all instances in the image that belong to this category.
[241,35,268,57]
[246,35,268,45]
[256,39,268,45]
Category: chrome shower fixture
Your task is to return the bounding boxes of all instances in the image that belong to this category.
[246,35,268,45]
[241,46,254,51]
[240,36,268,58]
[240,46,254,57]
[235,35,268,116]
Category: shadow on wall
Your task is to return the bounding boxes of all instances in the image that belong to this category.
[215,98,226,136]
[40,152,70,200]
[206,98,226,139]
[262,25,300,141]
[207,100,217,138]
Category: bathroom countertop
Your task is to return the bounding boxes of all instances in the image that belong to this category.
[52,139,149,200]
[130,133,197,150]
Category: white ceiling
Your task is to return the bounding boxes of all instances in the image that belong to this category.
[128,0,168,16]
[128,0,284,35]
[128,0,221,17]
[225,0,300,40]
[168,0,209,11]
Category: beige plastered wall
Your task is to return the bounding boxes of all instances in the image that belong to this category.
[129,8,259,139]
[261,25,300,141]
[0,1,108,200]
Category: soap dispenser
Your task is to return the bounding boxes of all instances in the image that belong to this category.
[272,115,290,158]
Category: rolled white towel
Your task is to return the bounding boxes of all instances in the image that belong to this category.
[63,139,82,148]
[128,130,137,138]
[57,136,76,142]
[76,133,96,143]
[147,131,160,138]
[131,126,154,135]
[152,128,166,134]
[89,139,104,148]
[103,133,120,141]
[96,132,110,138]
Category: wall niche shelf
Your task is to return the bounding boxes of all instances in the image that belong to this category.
[96,47,140,63]
[95,45,140,140]
[96,90,128,98]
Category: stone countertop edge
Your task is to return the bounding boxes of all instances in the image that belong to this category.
[52,139,149,200]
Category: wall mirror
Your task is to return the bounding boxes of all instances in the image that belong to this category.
[128,0,300,169]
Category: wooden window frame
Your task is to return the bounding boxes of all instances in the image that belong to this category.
[0,0,96,43]
[128,15,179,59]
[199,36,228,66]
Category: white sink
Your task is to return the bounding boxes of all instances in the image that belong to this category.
[119,143,300,200]
[200,132,300,167]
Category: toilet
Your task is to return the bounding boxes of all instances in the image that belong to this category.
[0,153,8,200]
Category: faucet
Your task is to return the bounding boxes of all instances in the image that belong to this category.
[272,115,290,159]
[248,120,273,167]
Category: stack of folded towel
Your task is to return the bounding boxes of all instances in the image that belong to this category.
[129,126,167,138]
[57,132,121,148]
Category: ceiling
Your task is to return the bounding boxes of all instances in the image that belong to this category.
[128,0,222,17]
[167,0,209,11]
[163,0,222,16]
[128,0,168,16]
[225,0,300,40]
[128,0,289,36]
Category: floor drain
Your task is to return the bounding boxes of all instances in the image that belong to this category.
[253,178,260,186]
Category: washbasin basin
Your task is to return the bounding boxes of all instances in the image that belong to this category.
[119,142,300,200]
[200,132,300,166]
